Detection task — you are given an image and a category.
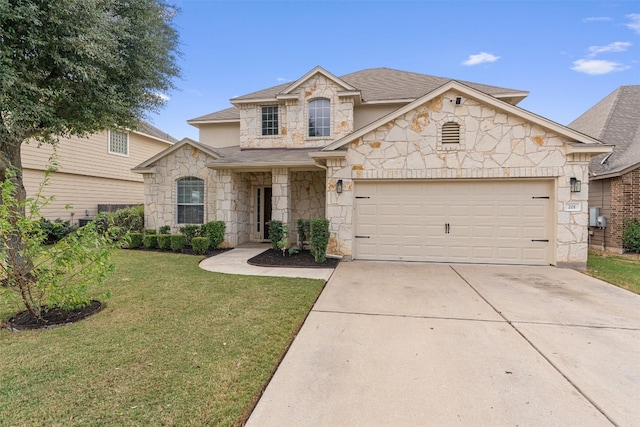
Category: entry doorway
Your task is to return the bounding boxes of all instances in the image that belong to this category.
[256,187,272,240]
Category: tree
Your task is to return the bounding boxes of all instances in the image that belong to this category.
[0,0,180,312]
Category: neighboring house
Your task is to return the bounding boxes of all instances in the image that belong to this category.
[22,121,176,224]
[134,66,611,269]
[569,85,640,253]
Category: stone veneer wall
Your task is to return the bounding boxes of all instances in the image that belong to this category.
[290,171,326,234]
[142,145,217,233]
[326,89,593,268]
[238,74,354,149]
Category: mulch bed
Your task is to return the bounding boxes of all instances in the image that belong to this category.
[7,300,103,331]
[248,248,340,269]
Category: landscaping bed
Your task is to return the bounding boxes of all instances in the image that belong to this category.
[248,248,340,268]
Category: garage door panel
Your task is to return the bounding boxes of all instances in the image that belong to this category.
[354,180,553,265]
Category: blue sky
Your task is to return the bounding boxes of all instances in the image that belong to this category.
[148,0,640,141]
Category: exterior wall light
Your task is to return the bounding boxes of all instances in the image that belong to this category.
[336,179,343,194]
[570,177,581,193]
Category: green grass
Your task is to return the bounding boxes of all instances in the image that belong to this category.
[0,250,325,426]
[586,250,640,295]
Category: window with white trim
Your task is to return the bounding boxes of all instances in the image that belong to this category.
[308,98,330,137]
[177,177,204,224]
[441,122,460,144]
[109,130,129,156]
[261,105,279,136]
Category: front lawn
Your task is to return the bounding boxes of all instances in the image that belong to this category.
[586,250,640,295]
[0,250,325,426]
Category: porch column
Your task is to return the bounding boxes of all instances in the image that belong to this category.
[325,157,352,258]
[271,168,291,226]
[215,169,239,247]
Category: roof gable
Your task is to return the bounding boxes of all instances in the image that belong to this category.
[132,138,220,172]
[569,85,640,178]
[279,66,358,96]
[322,80,606,152]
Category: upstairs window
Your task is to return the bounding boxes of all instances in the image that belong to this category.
[109,130,129,156]
[261,105,279,136]
[441,122,460,144]
[177,177,204,224]
[308,98,330,137]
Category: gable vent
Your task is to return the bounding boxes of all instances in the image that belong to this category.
[442,122,460,144]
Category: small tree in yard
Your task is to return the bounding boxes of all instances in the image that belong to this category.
[0,0,179,319]
[310,219,330,264]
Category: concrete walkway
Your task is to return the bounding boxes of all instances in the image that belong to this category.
[198,244,334,281]
[246,262,640,426]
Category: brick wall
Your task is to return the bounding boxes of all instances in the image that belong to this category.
[597,167,640,252]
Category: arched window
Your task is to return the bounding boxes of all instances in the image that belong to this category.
[308,98,330,137]
[441,122,460,144]
[177,177,204,224]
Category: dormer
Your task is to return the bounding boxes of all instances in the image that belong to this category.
[231,66,361,149]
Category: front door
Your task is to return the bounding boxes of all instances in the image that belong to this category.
[263,187,272,240]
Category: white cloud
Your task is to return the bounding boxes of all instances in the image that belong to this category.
[626,13,640,34]
[571,59,630,75]
[583,16,612,22]
[587,41,633,57]
[276,77,289,82]
[462,52,500,66]
[154,92,170,101]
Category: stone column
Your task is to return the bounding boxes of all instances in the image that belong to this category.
[215,169,239,247]
[325,157,352,258]
[271,168,291,226]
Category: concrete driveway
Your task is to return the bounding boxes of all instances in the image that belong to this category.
[246,262,640,427]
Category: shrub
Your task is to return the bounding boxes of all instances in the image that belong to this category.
[310,219,330,263]
[38,218,76,244]
[157,234,172,250]
[128,233,143,249]
[143,234,157,249]
[170,234,187,252]
[200,221,225,249]
[179,225,200,245]
[159,225,171,234]
[277,225,289,256]
[623,219,640,253]
[191,237,210,255]
[268,220,284,250]
[108,205,144,233]
[297,219,311,249]
[145,229,157,235]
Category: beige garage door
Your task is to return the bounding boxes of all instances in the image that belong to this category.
[354,180,553,265]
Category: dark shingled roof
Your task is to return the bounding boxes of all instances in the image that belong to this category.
[188,67,527,123]
[207,146,317,167]
[135,121,178,143]
[569,86,640,177]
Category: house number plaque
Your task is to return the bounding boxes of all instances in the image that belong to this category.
[564,202,581,212]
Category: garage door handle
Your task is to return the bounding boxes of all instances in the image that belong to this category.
[531,239,549,242]
[355,235,370,239]
[355,196,370,199]
[532,196,550,199]
[445,223,450,234]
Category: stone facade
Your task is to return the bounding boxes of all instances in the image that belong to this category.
[238,74,355,149]
[325,89,592,268]
[142,144,217,233]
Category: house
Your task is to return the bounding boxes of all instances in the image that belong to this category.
[22,121,176,224]
[134,66,611,269]
[569,86,640,253]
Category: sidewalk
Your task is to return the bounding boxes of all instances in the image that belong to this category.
[198,244,335,281]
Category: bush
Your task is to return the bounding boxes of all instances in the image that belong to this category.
[200,221,225,249]
[128,233,143,249]
[144,229,156,235]
[191,237,210,255]
[143,234,157,249]
[170,234,187,252]
[310,219,330,263]
[108,205,144,233]
[268,220,284,250]
[623,219,640,253]
[179,225,200,245]
[38,218,76,244]
[297,219,311,249]
[157,234,171,250]
[159,225,171,234]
